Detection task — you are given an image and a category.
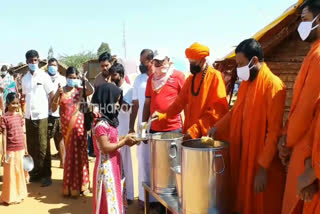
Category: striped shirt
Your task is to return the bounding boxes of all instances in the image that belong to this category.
[1,112,25,151]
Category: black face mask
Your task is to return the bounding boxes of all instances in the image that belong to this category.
[190,64,202,75]
[139,64,148,74]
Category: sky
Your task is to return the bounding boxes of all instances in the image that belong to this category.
[0,0,298,65]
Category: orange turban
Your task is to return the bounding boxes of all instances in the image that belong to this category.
[185,42,210,60]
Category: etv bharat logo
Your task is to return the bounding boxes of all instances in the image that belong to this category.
[71,99,133,117]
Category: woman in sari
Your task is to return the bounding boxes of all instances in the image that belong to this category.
[92,83,138,214]
[52,66,94,197]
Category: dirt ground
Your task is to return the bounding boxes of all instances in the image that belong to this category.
[0,142,146,214]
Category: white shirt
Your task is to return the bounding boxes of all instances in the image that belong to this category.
[132,73,148,126]
[118,82,133,137]
[49,73,67,117]
[22,69,54,120]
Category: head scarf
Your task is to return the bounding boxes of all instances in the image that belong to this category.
[185,42,210,60]
[92,83,123,128]
[152,62,174,93]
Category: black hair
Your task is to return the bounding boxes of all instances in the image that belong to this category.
[6,92,18,105]
[66,66,79,77]
[1,65,7,71]
[48,58,58,64]
[109,62,125,77]
[98,52,112,63]
[25,50,39,61]
[301,0,320,17]
[140,49,154,60]
[235,39,264,62]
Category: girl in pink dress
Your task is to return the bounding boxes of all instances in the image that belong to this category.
[92,83,138,214]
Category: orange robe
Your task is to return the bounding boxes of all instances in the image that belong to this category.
[302,100,320,214]
[282,40,320,214]
[215,63,286,214]
[166,66,228,138]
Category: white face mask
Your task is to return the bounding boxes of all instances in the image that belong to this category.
[298,15,319,41]
[236,58,255,81]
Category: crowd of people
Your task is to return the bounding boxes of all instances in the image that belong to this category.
[2,1,320,214]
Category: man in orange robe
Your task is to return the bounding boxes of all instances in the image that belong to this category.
[298,102,320,213]
[278,1,320,213]
[153,42,228,139]
[208,39,286,214]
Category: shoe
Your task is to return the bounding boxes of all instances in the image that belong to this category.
[127,199,134,205]
[41,177,52,187]
[29,176,41,183]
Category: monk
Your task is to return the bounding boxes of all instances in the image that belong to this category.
[297,100,320,213]
[208,39,286,214]
[279,1,320,213]
[152,42,228,139]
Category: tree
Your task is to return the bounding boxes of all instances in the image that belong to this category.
[59,51,96,71]
[97,42,111,56]
[48,46,54,60]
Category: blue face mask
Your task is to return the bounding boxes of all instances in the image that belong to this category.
[28,63,38,72]
[1,71,7,76]
[67,78,80,88]
[48,66,58,76]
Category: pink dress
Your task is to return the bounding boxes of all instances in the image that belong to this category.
[93,121,125,214]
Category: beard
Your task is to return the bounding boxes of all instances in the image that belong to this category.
[305,29,319,43]
[249,67,259,82]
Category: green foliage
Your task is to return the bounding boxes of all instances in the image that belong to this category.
[59,51,96,71]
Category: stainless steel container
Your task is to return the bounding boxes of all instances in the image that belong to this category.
[171,166,182,204]
[181,139,230,214]
[150,132,184,194]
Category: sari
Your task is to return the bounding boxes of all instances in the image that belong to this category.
[60,88,90,197]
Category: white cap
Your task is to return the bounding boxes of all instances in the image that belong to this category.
[153,48,169,60]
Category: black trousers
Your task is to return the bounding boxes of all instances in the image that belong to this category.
[26,118,51,179]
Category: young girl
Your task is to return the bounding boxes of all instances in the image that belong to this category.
[92,83,138,214]
[0,92,28,204]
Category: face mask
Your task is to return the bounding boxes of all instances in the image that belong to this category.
[67,78,80,88]
[190,64,202,75]
[298,15,319,41]
[1,71,7,76]
[48,66,58,76]
[139,64,149,74]
[154,64,170,75]
[28,63,38,72]
[237,58,255,81]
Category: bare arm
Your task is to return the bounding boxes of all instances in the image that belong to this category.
[48,91,54,112]
[96,134,136,154]
[51,91,61,113]
[1,129,6,163]
[129,99,139,133]
[84,80,94,97]
[142,97,151,123]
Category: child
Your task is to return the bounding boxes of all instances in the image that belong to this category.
[0,92,28,204]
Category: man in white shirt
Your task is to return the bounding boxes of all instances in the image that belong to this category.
[129,49,156,207]
[110,62,134,204]
[22,50,54,187]
[47,58,66,169]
